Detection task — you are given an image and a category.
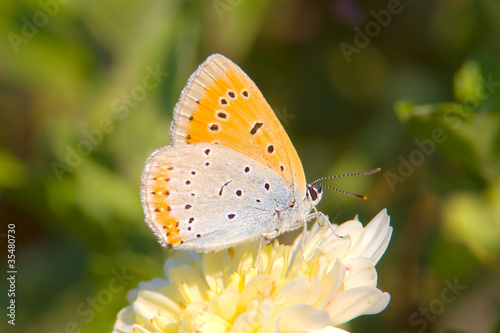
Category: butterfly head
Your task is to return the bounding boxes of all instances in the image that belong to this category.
[306,183,323,207]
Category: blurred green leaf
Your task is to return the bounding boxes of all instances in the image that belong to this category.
[453,60,482,104]
[394,100,500,183]
[442,177,500,261]
[0,148,26,188]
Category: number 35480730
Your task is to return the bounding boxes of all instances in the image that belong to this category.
[7,224,15,261]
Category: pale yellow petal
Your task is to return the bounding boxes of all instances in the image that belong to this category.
[163,251,200,276]
[261,305,331,332]
[133,290,180,325]
[273,277,321,309]
[113,306,136,333]
[230,302,264,333]
[207,286,241,322]
[231,241,259,270]
[342,257,378,289]
[203,250,234,293]
[362,210,392,264]
[326,287,391,326]
[315,260,345,308]
[127,278,168,303]
[151,312,178,333]
[131,325,154,333]
[239,274,275,307]
[113,210,392,332]
[168,264,209,303]
[307,326,350,333]
[191,311,231,332]
[237,251,257,277]
[268,245,290,279]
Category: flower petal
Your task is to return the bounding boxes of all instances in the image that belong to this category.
[164,250,200,278]
[357,209,392,264]
[203,250,234,293]
[343,257,378,289]
[126,278,168,303]
[230,299,272,332]
[113,209,392,332]
[113,306,136,333]
[340,210,392,264]
[189,311,231,333]
[131,325,154,333]
[326,287,391,326]
[207,286,241,322]
[168,262,209,303]
[307,326,350,333]
[298,215,331,259]
[273,277,322,309]
[315,259,346,308]
[152,310,179,333]
[239,274,275,307]
[261,304,331,332]
[133,290,180,325]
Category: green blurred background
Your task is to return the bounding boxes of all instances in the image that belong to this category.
[1,0,500,332]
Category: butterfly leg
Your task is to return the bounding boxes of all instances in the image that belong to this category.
[254,235,274,268]
[255,225,289,267]
[299,212,324,257]
[254,236,264,267]
[298,211,346,257]
[308,209,345,237]
[301,220,307,257]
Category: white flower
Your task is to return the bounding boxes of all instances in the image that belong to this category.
[113,209,392,333]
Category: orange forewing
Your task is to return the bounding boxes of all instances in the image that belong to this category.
[170,54,306,197]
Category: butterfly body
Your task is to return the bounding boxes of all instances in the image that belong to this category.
[141,54,322,252]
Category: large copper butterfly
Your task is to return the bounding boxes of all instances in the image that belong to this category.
[141,54,328,252]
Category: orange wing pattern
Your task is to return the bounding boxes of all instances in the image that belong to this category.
[169,54,306,197]
[141,155,182,248]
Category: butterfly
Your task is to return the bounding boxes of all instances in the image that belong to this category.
[141,54,327,252]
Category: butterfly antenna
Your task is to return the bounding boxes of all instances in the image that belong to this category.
[311,168,381,200]
[321,185,368,200]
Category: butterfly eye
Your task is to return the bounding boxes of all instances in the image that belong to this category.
[309,187,318,201]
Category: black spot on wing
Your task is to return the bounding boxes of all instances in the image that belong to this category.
[250,122,263,135]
